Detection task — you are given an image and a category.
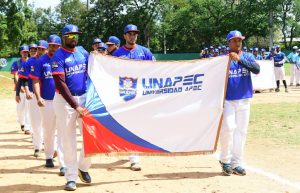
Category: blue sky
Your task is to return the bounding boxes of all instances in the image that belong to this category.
[28,0,61,9]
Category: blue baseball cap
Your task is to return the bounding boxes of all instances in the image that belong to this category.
[97,42,107,50]
[19,45,29,52]
[209,46,214,49]
[243,46,247,50]
[221,45,226,49]
[254,48,259,52]
[276,45,281,49]
[93,38,102,44]
[29,43,37,50]
[62,24,82,35]
[124,24,139,34]
[261,48,266,52]
[271,47,276,50]
[37,40,48,49]
[227,30,245,41]
[249,48,253,51]
[213,48,219,53]
[106,36,120,45]
[48,35,62,45]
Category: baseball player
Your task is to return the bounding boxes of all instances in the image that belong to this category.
[219,30,260,176]
[29,35,66,175]
[13,45,32,135]
[29,43,38,57]
[287,46,299,86]
[274,45,288,92]
[113,24,155,171]
[106,36,120,55]
[253,48,263,60]
[213,48,219,57]
[97,42,108,54]
[92,38,102,51]
[261,49,267,60]
[16,40,48,157]
[51,24,91,191]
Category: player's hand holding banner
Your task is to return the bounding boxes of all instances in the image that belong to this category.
[82,54,229,156]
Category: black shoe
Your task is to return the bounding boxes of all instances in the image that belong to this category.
[21,125,25,131]
[64,181,76,191]
[275,88,280,92]
[45,159,54,168]
[59,167,67,176]
[233,166,246,176]
[219,161,232,176]
[130,163,141,171]
[33,149,41,157]
[78,169,91,184]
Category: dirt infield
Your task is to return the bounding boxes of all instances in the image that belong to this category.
[1,75,300,193]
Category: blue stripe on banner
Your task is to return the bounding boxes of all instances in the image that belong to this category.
[85,76,168,152]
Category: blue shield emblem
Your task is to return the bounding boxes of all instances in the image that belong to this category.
[119,77,137,101]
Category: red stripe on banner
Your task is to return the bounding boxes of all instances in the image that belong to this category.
[82,112,164,155]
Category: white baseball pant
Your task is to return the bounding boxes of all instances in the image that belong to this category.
[39,100,65,167]
[16,92,31,131]
[290,64,296,84]
[274,66,285,81]
[220,98,250,169]
[53,93,91,182]
[28,95,43,150]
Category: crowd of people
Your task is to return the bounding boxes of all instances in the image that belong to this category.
[9,24,298,191]
[200,44,300,92]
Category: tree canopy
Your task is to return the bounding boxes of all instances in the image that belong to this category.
[0,0,299,57]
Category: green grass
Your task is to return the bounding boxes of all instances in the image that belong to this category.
[0,71,14,99]
[249,103,300,146]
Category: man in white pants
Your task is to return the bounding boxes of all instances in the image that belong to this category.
[51,24,91,191]
[274,45,288,92]
[16,40,48,157]
[13,45,31,135]
[219,30,260,176]
[287,46,299,86]
[30,35,66,176]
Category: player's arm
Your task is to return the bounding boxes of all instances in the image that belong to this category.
[230,52,260,74]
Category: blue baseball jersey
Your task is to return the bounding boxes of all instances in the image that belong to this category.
[266,52,276,60]
[29,54,55,100]
[226,52,256,101]
[112,45,155,60]
[287,52,298,63]
[18,57,38,92]
[254,55,263,60]
[274,52,286,67]
[76,46,89,63]
[51,47,88,96]
[11,59,27,74]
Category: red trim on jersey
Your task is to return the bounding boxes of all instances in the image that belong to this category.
[18,74,28,79]
[62,47,76,53]
[52,72,65,75]
[122,45,137,51]
[29,74,39,80]
[11,71,17,75]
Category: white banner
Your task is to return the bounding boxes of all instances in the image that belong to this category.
[83,54,229,155]
[251,60,276,90]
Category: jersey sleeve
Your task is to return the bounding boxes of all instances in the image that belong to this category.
[11,61,18,74]
[18,61,29,79]
[29,58,42,79]
[145,48,155,61]
[51,51,65,75]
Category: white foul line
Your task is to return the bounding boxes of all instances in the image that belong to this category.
[212,153,300,191]
[0,74,11,80]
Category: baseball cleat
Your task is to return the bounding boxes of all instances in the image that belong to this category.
[33,149,41,157]
[219,161,232,176]
[232,166,246,176]
[21,125,25,131]
[275,88,280,92]
[45,159,54,168]
[64,181,76,191]
[130,163,141,171]
[78,169,91,184]
[59,167,67,176]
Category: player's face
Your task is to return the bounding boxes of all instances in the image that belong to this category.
[107,44,118,53]
[92,43,98,51]
[37,47,47,57]
[124,32,138,45]
[20,51,29,58]
[48,44,60,56]
[63,34,79,49]
[29,48,37,57]
[227,38,242,53]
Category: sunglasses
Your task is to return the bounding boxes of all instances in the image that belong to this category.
[64,34,79,39]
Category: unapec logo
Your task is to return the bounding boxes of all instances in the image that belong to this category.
[119,77,137,101]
